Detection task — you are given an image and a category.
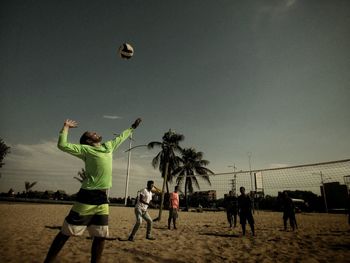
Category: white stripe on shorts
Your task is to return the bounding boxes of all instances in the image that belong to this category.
[61,220,109,237]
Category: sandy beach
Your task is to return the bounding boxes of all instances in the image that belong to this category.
[0,203,349,263]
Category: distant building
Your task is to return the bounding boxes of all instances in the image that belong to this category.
[321,182,348,210]
[192,190,217,201]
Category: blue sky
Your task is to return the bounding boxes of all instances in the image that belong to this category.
[0,0,349,195]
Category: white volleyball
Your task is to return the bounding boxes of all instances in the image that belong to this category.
[118,43,134,59]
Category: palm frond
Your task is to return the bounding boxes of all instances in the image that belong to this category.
[192,176,200,190]
[73,177,84,183]
[147,141,162,150]
[199,159,210,166]
[25,181,37,192]
[196,166,215,175]
[151,152,162,169]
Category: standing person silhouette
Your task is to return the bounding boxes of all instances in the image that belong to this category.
[238,186,255,236]
[168,186,180,230]
[44,118,142,263]
[224,190,238,228]
[282,191,297,231]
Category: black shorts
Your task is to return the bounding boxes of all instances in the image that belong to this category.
[240,212,254,225]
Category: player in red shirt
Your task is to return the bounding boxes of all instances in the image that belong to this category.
[168,186,180,230]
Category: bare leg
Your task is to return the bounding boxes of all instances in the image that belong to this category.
[283,218,287,231]
[168,216,172,230]
[250,223,255,236]
[91,237,105,263]
[289,217,293,231]
[293,215,298,229]
[290,215,297,231]
[226,211,233,228]
[241,224,246,236]
[44,232,69,263]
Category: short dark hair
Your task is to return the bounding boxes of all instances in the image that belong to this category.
[240,186,245,191]
[147,180,154,185]
[80,132,90,145]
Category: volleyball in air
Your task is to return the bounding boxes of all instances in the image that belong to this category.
[118,43,134,59]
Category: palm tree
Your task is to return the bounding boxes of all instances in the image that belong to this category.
[73,168,86,183]
[173,148,214,211]
[147,129,184,220]
[0,138,10,178]
[25,181,37,198]
[0,138,10,168]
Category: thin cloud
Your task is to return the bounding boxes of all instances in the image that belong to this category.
[0,141,157,195]
[0,141,79,193]
[103,115,122,120]
[286,0,297,8]
[262,0,298,13]
[252,0,298,31]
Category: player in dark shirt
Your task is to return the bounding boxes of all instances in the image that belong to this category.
[281,191,297,231]
[224,190,238,228]
[237,186,255,236]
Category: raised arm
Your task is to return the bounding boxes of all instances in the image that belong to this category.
[61,119,78,133]
[58,119,84,159]
[110,118,142,150]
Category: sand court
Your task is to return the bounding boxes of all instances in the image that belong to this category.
[0,203,349,262]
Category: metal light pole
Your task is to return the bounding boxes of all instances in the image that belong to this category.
[247,152,255,213]
[320,171,328,213]
[228,164,237,195]
[124,134,133,206]
[247,152,253,192]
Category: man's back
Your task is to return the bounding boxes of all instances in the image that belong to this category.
[226,195,238,211]
[169,192,179,209]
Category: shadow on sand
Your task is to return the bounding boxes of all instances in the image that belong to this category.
[103,247,187,263]
[199,232,240,238]
[329,243,350,250]
[45,225,61,230]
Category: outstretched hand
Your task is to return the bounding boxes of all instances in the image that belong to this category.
[131,118,142,129]
[64,119,78,128]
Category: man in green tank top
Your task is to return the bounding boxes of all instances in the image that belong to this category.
[44,118,141,263]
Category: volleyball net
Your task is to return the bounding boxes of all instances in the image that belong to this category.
[186,159,350,196]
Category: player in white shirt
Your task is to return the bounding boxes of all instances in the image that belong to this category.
[128,180,156,241]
